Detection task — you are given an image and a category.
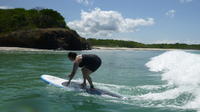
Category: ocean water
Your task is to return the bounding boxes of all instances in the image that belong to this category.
[0,49,200,112]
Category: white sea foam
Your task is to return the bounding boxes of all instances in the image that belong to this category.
[145,50,200,110]
[137,88,181,100]
[146,50,200,87]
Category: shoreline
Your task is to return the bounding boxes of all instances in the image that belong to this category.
[92,46,180,51]
[0,47,52,51]
[0,46,197,51]
[0,46,198,51]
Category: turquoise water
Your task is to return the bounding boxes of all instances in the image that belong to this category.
[0,49,200,112]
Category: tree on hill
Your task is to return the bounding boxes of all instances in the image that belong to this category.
[0,8,67,33]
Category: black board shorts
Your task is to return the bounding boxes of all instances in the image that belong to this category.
[85,59,101,72]
[79,54,102,72]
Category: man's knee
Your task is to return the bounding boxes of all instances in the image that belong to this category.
[81,68,87,73]
[82,68,91,74]
[81,68,88,76]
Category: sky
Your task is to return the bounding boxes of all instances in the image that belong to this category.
[0,0,200,44]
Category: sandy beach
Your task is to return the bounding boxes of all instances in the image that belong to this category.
[92,46,178,51]
[0,47,52,51]
[0,46,192,51]
[0,46,175,51]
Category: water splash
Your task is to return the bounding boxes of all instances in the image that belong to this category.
[145,50,200,111]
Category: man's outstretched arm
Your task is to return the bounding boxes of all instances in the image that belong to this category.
[67,62,79,85]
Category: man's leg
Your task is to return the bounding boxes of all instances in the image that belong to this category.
[81,67,94,88]
[81,68,87,88]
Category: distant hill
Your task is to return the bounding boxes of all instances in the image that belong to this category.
[0,8,90,50]
[87,38,200,50]
[87,38,145,48]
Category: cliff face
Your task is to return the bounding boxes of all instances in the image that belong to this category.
[0,28,91,50]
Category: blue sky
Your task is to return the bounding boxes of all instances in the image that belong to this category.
[0,0,200,44]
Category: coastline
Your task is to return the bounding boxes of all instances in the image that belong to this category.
[92,46,179,51]
[0,47,52,51]
[0,46,196,51]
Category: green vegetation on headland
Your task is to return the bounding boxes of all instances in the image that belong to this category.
[87,38,200,50]
[0,8,90,50]
[0,8,67,33]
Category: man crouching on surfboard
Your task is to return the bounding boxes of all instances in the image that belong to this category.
[66,52,102,89]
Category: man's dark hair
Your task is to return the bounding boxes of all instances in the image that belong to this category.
[68,52,77,60]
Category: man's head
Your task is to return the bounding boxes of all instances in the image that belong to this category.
[68,52,77,61]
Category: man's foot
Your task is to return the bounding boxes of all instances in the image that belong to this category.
[90,85,95,89]
[80,83,86,89]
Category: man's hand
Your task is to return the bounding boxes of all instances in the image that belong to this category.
[66,73,73,86]
[66,81,70,86]
[62,81,70,86]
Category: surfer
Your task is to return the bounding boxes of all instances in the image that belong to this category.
[66,52,102,89]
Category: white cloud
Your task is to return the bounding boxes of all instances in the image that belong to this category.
[165,9,176,18]
[75,0,92,5]
[68,8,155,38]
[179,0,193,3]
[0,6,12,9]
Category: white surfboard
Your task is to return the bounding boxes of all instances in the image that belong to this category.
[41,75,122,98]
